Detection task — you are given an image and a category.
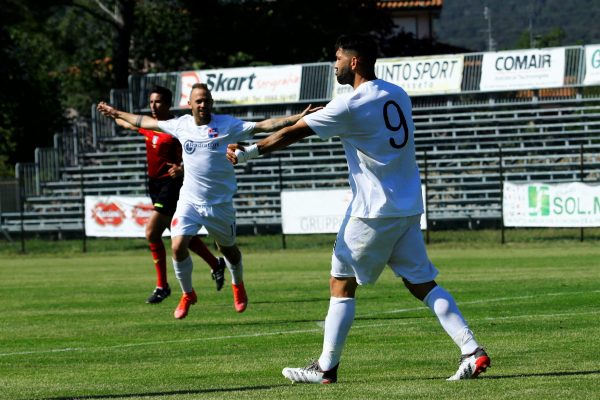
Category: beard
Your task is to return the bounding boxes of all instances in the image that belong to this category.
[336,67,354,86]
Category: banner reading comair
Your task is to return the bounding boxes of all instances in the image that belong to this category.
[281,187,427,234]
[85,196,207,237]
[333,55,464,97]
[178,65,302,106]
[503,182,600,227]
[480,48,565,92]
[583,44,600,85]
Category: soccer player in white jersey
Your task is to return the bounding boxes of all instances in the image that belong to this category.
[230,33,491,382]
[97,84,319,319]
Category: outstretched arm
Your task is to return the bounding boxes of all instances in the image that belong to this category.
[252,104,322,134]
[227,120,315,164]
[97,102,160,131]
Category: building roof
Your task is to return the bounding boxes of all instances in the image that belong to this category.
[377,0,443,9]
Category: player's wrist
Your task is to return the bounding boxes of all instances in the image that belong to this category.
[234,144,260,164]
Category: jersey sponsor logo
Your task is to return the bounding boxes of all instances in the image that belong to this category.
[171,217,179,228]
[152,135,159,148]
[91,202,125,226]
[132,203,154,226]
[183,140,219,154]
[208,128,219,138]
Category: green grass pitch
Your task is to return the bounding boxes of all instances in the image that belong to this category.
[1,234,599,399]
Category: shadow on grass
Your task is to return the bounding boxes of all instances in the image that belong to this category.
[422,369,600,381]
[479,369,600,379]
[42,384,290,400]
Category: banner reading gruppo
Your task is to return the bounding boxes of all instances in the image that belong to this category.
[333,54,464,97]
[503,182,600,227]
[178,65,302,106]
[281,187,427,234]
[85,196,207,237]
[480,48,565,92]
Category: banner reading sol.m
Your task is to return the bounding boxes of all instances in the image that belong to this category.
[503,182,600,227]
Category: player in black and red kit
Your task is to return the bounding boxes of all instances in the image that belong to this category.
[116,86,226,303]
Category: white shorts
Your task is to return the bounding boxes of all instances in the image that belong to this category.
[331,214,438,285]
[170,200,236,247]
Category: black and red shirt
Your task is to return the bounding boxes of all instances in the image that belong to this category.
[139,128,182,179]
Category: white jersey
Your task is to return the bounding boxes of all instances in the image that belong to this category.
[158,114,255,205]
[304,79,423,218]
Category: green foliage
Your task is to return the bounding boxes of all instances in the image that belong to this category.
[435,0,600,51]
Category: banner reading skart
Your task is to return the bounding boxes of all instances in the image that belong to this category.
[333,54,464,97]
[178,65,302,106]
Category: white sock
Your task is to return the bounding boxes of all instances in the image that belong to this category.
[172,256,194,293]
[224,256,243,285]
[318,297,355,371]
[423,285,479,355]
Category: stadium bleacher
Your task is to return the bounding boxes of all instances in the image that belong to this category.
[3,44,600,234]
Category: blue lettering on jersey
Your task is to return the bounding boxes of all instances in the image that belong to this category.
[183,140,220,154]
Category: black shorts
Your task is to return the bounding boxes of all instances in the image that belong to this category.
[148,176,184,216]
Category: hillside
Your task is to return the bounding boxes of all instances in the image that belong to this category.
[434,0,600,52]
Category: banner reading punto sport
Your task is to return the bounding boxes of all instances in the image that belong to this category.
[333,54,464,97]
[85,195,207,237]
[480,48,565,91]
[503,182,600,227]
[178,65,302,106]
[281,187,427,234]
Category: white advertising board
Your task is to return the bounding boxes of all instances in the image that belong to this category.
[178,65,302,106]
[333,55,464,97]
[281,187,427,234]
[583,44,600,85]
[85,196,207,237]
[480,48,565,91]
[503,182,600,227]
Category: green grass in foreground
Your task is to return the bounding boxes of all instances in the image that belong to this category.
[0,238,599,399]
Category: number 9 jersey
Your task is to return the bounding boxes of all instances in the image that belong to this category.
[303,79,423,218]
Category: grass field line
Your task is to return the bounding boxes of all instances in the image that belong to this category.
[369,289,600,316]
[1,289,598,359]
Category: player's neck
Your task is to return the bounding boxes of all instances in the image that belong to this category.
[353,73,377,89]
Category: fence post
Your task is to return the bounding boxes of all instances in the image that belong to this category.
[278,155,286,250]
[580,144,584,242]
[16,165,26,254]
[424,150,430,244]
[499,145,505,245]
[80,163,87,253]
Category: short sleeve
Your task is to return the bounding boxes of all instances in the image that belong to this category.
[157,118,181,138]
[303,96,351,140]
[225,117,255,142]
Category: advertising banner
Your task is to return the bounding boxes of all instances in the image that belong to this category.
[281,187,427,234]
[480,48,565,91]
[178,65,302,106]
[583,44,600,85]
[333,55,464,97]
[503,182,600,227]
[85,196,207,237]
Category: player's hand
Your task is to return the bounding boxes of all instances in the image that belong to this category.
[97,102,118,119]
[300,103,324,117]
[226,143,245,165]
[167,162,184,178]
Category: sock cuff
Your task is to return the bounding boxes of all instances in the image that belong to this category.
[422,285,443,306]
[149,241,165,251]
[329,297,355,305]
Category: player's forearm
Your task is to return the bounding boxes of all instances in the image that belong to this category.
[257,115,299,133]
[115,111,157,130]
